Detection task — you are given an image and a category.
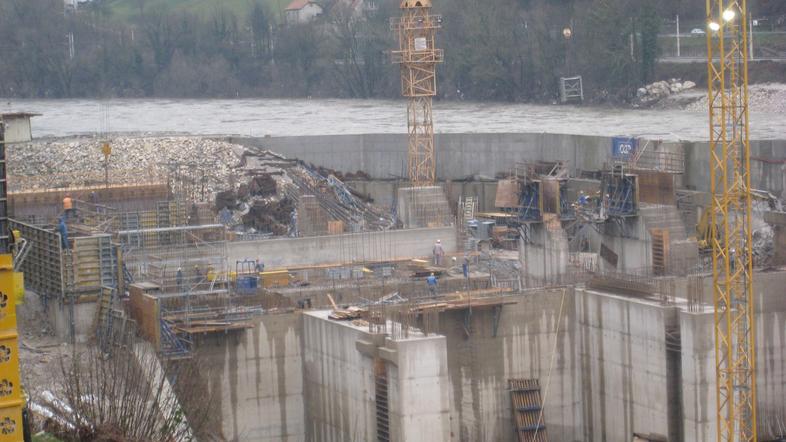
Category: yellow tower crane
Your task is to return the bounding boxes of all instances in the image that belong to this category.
[391,0,444,187]
[0,115,30,442]
[705,1,757,440]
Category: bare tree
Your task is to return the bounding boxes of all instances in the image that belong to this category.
[44,344,216,441]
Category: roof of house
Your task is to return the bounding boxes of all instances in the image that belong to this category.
[285,0,320,11]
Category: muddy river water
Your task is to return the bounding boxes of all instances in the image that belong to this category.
[1,98,783,140]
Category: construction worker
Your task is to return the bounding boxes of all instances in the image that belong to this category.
[426,272,438,297]
[577,190,588,206]
[63,193,74,220]
[433,239,445,266]
[176,267,183,293]
[58,216,70,250]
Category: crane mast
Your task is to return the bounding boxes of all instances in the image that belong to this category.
[705,1,757,440]
[391,0,443,187]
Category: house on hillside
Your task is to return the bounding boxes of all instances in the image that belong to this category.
[285,0,324,24]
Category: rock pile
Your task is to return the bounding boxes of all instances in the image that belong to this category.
[685,82,786,113]
[636,78,697,105]
[8,137,241,193]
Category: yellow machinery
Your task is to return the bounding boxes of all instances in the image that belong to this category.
[0,117,28,441]
[706,0,757,440]
[696,190,777,250]
[391,0,443,186]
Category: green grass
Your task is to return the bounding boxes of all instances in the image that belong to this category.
[100,0,286,22]
[32,433,64,442]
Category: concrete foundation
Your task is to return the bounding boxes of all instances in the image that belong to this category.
[180,270,786,442]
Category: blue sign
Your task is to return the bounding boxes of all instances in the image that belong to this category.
[612,137,638,159]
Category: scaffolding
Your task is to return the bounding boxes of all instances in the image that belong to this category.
[602,167,639,217]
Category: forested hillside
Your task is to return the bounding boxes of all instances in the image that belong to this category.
[1,0,784,102]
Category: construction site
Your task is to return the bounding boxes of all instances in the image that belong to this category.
[1,1,785,442]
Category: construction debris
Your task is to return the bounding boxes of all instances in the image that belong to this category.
[218,149,395,236]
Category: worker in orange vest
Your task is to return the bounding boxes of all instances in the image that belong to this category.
[63,193,74,220]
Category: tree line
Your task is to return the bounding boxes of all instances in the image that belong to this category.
[0,0,780,103]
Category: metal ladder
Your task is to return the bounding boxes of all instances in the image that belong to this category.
[374,361,390,442]
[459,196,477,252]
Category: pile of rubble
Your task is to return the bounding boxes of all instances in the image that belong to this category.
[685,82,786,113]
[9,137,240,193]
[635,78,697,105]
[216,150,396,236]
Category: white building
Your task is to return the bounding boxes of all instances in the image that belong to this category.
[285,0,324,24]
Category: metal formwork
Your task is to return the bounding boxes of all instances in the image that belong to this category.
[10,219,63,299]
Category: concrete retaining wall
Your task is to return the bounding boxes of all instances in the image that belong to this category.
[196,313,304,442]
[577,288,678,441]
[227,226,457,268]
[230,133,611,181]
[303,310,451,442]
[302,311,377,441]
[438,288,583,442]
[233,134,786,200]
[680,271,786,442]
[683,140,786,195]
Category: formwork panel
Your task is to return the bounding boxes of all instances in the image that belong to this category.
[9,220,63,299]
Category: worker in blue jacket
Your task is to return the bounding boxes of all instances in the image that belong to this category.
[427,272,438,297]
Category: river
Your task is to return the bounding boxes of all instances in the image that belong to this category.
[1,98,783,140]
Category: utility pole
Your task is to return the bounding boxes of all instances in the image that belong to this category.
[67,32,75,59]
[749,17,754,60]
[676,14,681,57]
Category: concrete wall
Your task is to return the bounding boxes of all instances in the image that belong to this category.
[597,216,652,273]
[228,226,457,268]
[196,312,304,442]
[303,310,451,442]
[230,133,611,181]
[387,335,452,442]
[177,270,786,442]
[520,226,569,287]
[46,298,96,343]
[438,288,583,442]
[683,140,786,195]
[233,134,786,201]
[577,288,678,442]
[302,311,377,442]
[347,179,498,214]
[680,270,786,442]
